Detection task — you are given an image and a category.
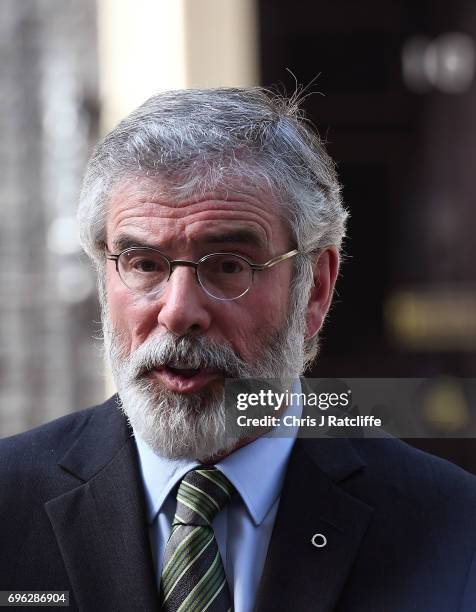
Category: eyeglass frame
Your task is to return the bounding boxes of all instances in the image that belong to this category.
[105,246,301,301]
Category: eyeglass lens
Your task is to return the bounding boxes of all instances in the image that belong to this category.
[118,249,253,300]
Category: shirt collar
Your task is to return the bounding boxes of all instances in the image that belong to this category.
[134,379,303,526]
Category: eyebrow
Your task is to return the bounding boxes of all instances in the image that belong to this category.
[111,229,267,253]
[111,234,150,252]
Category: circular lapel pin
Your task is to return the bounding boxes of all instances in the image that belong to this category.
[311,533,327,548]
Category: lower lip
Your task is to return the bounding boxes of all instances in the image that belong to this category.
[151,367,222,393]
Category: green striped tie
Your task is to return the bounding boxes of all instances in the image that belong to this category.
[160,468,234,612]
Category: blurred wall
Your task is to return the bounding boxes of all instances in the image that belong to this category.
[0,0,102,436]
[259,0,476,378]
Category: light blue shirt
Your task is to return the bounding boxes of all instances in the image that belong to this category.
[134,381,303,612]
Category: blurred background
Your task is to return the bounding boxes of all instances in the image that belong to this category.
[1,0,476,470]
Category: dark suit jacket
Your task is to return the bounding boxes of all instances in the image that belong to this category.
[1,395,476,611]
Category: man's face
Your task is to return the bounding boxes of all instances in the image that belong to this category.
[103,179,309,460]
[106,181,295,368]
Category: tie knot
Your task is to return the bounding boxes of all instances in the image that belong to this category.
[173,468,234,527]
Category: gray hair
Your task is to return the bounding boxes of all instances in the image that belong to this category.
[78,86,348,366]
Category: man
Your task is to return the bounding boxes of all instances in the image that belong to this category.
[1,87,476,611]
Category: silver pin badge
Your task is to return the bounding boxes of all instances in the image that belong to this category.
[311,533,327,548]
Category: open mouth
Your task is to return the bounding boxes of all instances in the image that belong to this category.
[151,363,222,392]
[166,365,201,379]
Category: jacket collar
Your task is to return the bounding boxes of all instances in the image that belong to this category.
[45,396,160,611]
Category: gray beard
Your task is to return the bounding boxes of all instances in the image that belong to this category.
[104,301,308,461]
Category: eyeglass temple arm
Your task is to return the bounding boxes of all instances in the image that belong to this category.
[250,249,300,271]
[105,252,120,273]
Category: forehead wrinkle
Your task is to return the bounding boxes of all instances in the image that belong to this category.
[112,175,277,208]
[110,206,276,237]
[109,198,275,232]
[107,186,290,254]
[113,198,278,221]
[108,180,281,218]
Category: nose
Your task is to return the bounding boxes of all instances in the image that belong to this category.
[156,265,212,337]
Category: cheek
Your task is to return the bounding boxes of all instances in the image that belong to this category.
[249,273,291,321]
[105,274,155,348]
[228,290,290,358]
[105,272,129,326]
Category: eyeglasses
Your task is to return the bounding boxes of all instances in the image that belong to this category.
[106,246,300,301]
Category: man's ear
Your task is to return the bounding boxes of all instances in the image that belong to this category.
[305,246,340,339]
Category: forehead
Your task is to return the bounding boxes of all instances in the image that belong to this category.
[106,178,291,252]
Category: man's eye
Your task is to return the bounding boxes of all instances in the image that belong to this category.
[219,259,244,274]
[131,258,163,273]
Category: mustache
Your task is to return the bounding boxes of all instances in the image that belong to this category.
[121,333,251,381]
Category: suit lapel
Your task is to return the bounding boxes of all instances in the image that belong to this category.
[255,437,373,612]
[45,400,160,611]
